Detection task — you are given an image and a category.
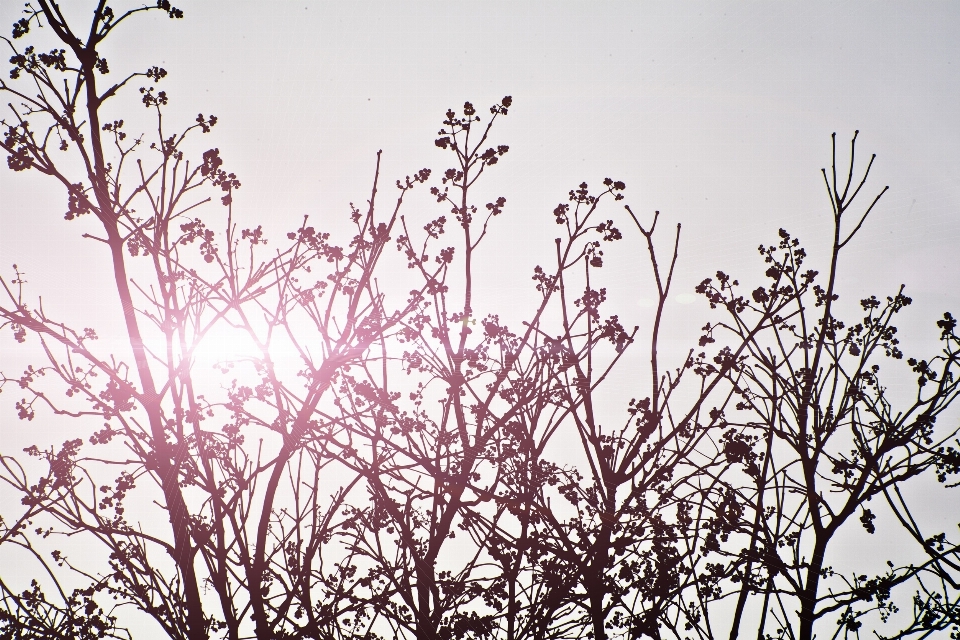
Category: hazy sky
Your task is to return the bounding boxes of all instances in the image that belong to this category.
[2,1,958,341]
[1,3,959,635]
[3,0,959,504]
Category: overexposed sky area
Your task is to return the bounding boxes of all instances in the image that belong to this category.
[3,0,960,491]
[2,1,958,341]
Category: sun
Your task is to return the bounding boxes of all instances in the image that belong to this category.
[188,327,263,372]
[186,325,307,381]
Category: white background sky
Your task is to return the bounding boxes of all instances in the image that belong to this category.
[3,1,959,338]
[1,2,959,634]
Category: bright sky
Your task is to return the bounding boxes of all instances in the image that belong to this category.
[3,1,958,338]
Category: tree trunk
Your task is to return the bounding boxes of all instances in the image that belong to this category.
[798,538,827,640]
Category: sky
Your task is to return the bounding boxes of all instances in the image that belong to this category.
[3,1,959,343]
[1,1,959,634]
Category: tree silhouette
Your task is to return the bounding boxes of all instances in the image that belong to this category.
[688,136,960,640]
[2,4,959,640]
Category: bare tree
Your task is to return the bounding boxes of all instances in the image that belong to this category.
[687,133,960,640]
[2,5,959,640]
[1,3,427,639]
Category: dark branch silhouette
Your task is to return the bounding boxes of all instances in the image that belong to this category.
[2,4,959,640]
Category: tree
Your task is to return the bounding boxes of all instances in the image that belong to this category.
[688,135,960,640]
[1,3,429,639]
[2,4,959,640]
